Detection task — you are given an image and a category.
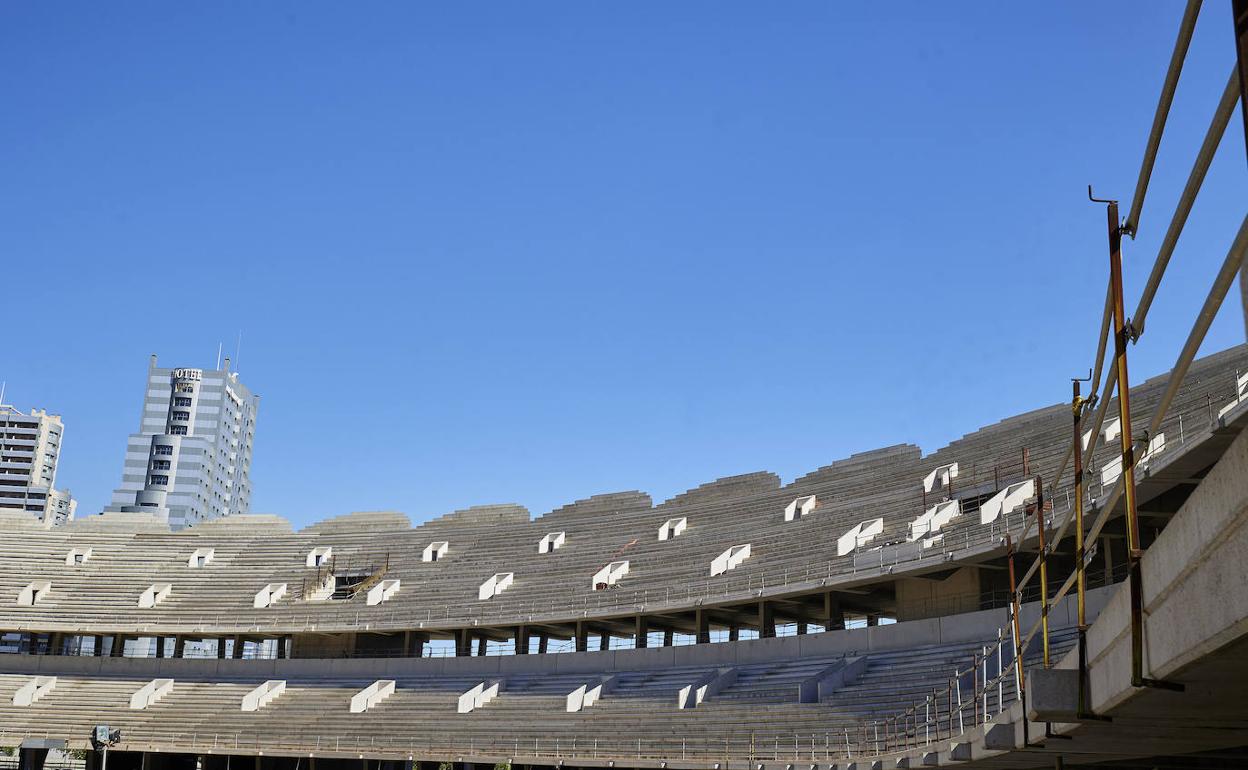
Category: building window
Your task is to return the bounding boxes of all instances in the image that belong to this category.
[152,460,171,470]
[170,426,188,435]
[176,383,195,393]
[174,397,192,407]
[154,445,173,456]
[172,412,190,422]
[150,474,170,486]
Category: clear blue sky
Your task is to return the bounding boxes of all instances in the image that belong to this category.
[2,2,1245,528]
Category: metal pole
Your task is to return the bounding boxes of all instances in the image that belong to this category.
[1033,474,1051,668]
[1073,376,1092,716]
[1099,192,1149,687]
[1005,535,1025,698]
[1234,0,1248,337]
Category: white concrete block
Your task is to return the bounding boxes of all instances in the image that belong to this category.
[306,547,332,568]
[979,479,1035,524]
[538,531,566,553]
[188,548,215,568]
[349,679,395,713]
[241,680,286,712]
[591,560,629,590]
[12,677,56,707]
[837,518,884,556]
[366,579,400,606]
[18,581,50,606]
[129,678,174,710]
[909,500,960,541]
[253,582,287,608]
[922,463,959,493]
[710,544,751,576]
[478,572,514,600]
[138,583,172,609]
[423,541,449,562]
[658,517,687,541]
[784,495,818,522]
[65,548,91,566]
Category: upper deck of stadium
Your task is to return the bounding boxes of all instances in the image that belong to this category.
[0,344,1244,655]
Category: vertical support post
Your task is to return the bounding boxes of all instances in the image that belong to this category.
[1073,377,1092,717]
[1104,194,1148,686]
[1005,536,1025,703]
[1033,475,1051,668]
[1232,0,1248,337]
[634,615,648,649]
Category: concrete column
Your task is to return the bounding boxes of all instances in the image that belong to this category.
[1101,536,1114,586]
[48,633,62,655]
[93,635,104,657]
[575,622,588,653]
[796,622,808,636]
[18,748,48,770]
[598,632,609,652]
[728,625,739,642]
[663,629,674,647]
[156,636,168,659]
[515,626,529,655]
[634,615,648,648]
[537,635,548,654]
[867,615,879,627]
[455,629,471,658]
[216,637,226,659]
[475,636,487,657]
[824,592,845,631]
[694,608,710,644]
[174,636,186,658]
[758,601,775,639]
[231,635,245,659]
[111,634,125,657]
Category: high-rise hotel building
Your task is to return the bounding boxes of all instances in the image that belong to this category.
[106,355,259,529]
[0,404,76,526]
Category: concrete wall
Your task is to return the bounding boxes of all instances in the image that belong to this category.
[894,565,982,621]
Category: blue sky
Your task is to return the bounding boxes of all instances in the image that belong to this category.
[2,2,1245,528]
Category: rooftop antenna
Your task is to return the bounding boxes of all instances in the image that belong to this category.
[0,381,6,408]
[234,330,243,373]
[216,342,223,370]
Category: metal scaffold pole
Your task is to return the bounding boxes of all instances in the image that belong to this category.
[1233,0,1248,337]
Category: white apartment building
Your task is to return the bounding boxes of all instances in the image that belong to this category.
[0,404,76,526]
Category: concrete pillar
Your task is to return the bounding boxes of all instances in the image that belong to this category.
[1101,536,1114,586]
[728,625,739,642]
[93,635,104,657]
[174,636,186,658]
[824,592,845,631]
[663,629,674,647]
[156,636,168,659]
[216,637,226,659]
[111,634,125,657]
[758,601,775,639]
[537,635,548,654]
[231,635,244,659]
[796,622,808,636]
[634,615,648,648]
[598,632,609,652]
[18,748,48,770]
[48,633,63,655]
[475,636,487,657]
[867,615,879,627]
[575,622,588,653]
[455,629,471,658]
[515,626,529,655]
[695,608,710,644]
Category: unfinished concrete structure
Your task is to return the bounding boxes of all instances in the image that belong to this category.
[0,344,1245,770]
